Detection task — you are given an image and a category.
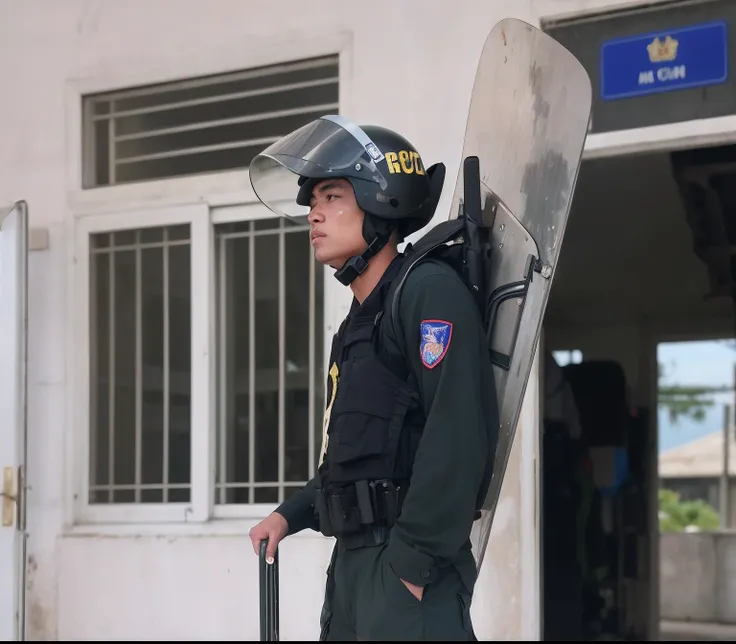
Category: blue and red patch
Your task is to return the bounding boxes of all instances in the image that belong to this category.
[420,320,453,369]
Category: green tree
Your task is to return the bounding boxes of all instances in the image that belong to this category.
[657,362,730,425]
[659,488,720,532]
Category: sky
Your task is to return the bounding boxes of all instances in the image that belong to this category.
[657,339,735,453]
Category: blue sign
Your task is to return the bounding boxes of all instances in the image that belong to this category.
[600,21,729,100]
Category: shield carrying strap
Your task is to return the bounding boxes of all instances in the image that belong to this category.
[380,217,467,367]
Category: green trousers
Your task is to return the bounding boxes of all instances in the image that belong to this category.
[319,539,477,641]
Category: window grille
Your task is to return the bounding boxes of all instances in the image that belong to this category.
[89,225,192,504]
[87,218,325,507]
[82,56,339,188]
[214,218,325,505]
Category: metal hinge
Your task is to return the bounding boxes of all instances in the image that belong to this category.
[1,466,19,528]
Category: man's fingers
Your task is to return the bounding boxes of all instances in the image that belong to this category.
[266,535,278,564]
[249,527,265,556]
[248,519,282,560]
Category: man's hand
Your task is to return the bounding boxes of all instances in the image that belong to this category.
[249,512,289,563]
[400,578,424,601]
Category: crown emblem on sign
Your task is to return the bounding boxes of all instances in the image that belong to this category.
[647,35,679,63]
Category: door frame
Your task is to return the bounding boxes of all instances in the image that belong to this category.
[535,1,736,640]
[0,201,29,642]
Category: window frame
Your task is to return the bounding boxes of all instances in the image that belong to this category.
[71,203,214,525]
[64,33,353,527]
[70,201,338,526]
[64,31,354,219]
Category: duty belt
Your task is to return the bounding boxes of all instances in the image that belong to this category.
[316,479,406,538]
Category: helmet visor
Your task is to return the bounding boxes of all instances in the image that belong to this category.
[249,115,389,221]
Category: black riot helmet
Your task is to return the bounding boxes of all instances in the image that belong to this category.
[249,115,446,285]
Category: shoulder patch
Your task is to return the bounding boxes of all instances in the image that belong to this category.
[420,320,453,369]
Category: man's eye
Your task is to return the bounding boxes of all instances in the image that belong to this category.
[326,194,338,201]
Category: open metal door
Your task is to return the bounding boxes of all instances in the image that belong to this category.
[0,201,29,641]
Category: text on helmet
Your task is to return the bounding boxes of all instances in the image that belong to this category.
[385,150,426,175]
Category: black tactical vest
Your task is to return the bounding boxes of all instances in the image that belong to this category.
[315,257,426,537]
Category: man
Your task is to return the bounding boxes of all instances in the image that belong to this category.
[248,115,498,641]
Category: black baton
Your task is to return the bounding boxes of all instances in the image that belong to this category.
[259,539,280,641]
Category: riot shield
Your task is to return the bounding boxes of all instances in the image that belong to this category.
[448,19,592,570]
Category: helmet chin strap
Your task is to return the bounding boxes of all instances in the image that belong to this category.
[333,162,446,285]
[334,215,393,286]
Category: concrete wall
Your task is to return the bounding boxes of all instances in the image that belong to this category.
[660,532,736,625]
[0,0,688,640]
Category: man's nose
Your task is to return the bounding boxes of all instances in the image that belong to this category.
[308,207,324,224]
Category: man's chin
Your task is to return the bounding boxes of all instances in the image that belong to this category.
[314,250,346,270]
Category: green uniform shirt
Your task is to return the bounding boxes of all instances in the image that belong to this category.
[276,256,498,591]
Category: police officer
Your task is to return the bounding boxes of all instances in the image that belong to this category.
[248,115,498,641]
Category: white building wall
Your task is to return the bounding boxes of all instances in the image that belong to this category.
[0,0,666,639]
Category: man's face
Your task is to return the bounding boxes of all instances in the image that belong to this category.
[307,178,366,269]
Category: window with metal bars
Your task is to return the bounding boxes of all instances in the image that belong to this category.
[82,56,340,188]
[87,219,325,506]
[214,219,325,505]
[89,225,193,504]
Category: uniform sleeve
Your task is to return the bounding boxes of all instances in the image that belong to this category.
[384,267,497,587]
[275,476,320,535]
